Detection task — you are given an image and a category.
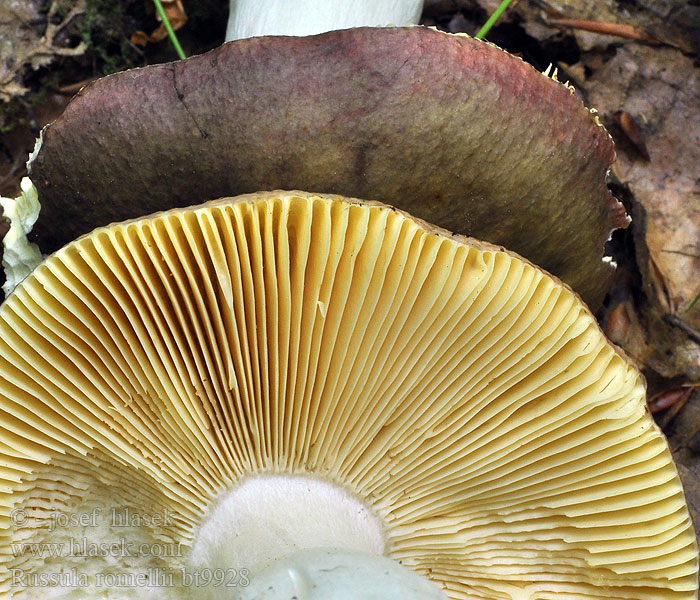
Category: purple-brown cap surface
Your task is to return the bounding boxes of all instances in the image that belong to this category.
[29,27,626,308]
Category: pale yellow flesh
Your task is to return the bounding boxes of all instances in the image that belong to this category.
[0,192,696,599]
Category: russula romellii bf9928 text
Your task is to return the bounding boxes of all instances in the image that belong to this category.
[0,191,696,599]
[29,27,628,310]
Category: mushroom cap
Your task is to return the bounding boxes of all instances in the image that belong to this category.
[0,191,695,598]
[28,26,627,309]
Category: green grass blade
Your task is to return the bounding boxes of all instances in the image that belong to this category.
[685,290,700,314]
[475,0,516,40]
[152,0,187,60]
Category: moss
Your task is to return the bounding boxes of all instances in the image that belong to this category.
[76,0,143,76]
[0,100,25,134]
[30,75,59,108]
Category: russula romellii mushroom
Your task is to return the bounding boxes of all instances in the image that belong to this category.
[225,0,424,41]
[28,27,628,309]
[1,191,696,598]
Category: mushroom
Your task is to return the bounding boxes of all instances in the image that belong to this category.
[225,0,424,41]
[28,26,628,310]
[0,190,696,598]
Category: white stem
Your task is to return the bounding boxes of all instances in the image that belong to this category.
[234,548,449,600]
[225,0,424,42]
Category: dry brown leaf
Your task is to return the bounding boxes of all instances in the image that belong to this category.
[649,387,690,414]
[130,30,151,47]
[585,45,700,380]
[465,0,699,54]
[131,0,187,46]
[612,110,650,161]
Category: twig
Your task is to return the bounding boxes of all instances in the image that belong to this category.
[56,78,97,95]
[648,388,686,414]
[658,388,692,430]
[548,18,660,45]
[660,249,700,259]
[663,313,700,345]
[42,1,89,56]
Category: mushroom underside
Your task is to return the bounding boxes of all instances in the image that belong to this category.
[0,191,695,599]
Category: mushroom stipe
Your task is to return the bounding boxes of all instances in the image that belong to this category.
[0,191,696,598]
